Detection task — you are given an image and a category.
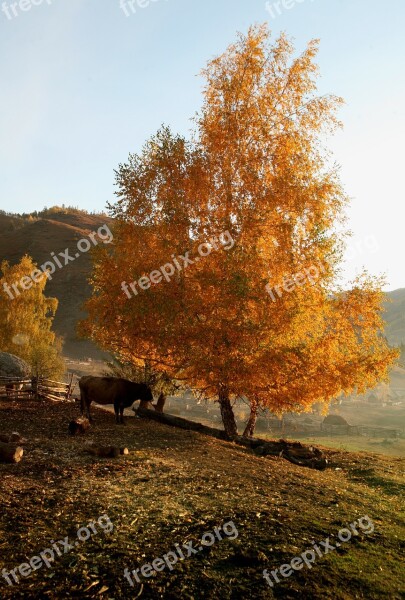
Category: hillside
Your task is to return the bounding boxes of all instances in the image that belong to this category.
[0,209,113,359]
[1,207,405,360]
[0,398,403,599]
[383,288,405,346]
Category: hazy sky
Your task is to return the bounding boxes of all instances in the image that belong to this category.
[1,0,404,289]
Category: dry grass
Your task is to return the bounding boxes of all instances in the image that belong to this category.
[0,398,404,599]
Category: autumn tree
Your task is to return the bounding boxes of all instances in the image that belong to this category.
[30,338,65,381]
[81,25,398,437]
[0,255,65,380]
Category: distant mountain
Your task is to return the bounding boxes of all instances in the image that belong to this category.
[0,207,404,361]
[384,289,405,346]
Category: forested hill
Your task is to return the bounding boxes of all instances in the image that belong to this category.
[0,207,112,359]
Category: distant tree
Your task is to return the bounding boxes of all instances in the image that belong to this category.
[0,256,65,380]
[30,338,65,381]
[81,25,398,437]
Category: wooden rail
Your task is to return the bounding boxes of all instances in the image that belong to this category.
[0,377,32,399]
[36,373,74,402]
[0,373,74,402]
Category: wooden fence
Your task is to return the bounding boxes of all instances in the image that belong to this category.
[0,376,32,399]
[36,375,74,402]
[0,374,74,402]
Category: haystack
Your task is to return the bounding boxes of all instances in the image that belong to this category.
[323,414,349,426]
[0,352,30,378]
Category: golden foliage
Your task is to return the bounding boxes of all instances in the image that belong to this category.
[0,255,65,379]
[81,25,397,427]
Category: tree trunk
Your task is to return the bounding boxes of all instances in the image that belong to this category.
[155,392,166,413]
[218,389,238,438]
[243,402,258,437]
[31,377,38,400]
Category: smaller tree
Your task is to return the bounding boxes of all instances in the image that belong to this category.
[30,338,65,381]
[0,256,65,380]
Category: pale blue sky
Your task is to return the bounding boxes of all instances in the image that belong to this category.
[1,0,404,289]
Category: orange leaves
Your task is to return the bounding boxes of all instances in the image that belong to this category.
[82,24,397,415]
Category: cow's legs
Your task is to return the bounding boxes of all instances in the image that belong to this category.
[80,392,93,422]
[114,402,121,424]
[87,405,94,423]
[114,400,125,424]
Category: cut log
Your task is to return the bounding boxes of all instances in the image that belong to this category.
[0,432,23,444]
[85,445,129,458]
[68,418,90,436]
[0,443,24,463]
[137,407,229,441]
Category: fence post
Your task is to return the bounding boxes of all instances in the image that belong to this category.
[31,377,38,400]
[67,373,74,400]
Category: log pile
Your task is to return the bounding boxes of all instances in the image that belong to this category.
[137,408,327,470]
[247,438,327,469]
[37,377,73,403]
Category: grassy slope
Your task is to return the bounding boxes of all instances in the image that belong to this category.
[290,435,405,457]
[0,399,403,599]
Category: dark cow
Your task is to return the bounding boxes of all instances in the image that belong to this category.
[79,376,153,424]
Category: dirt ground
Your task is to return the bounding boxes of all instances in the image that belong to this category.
[0,398,404,599]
